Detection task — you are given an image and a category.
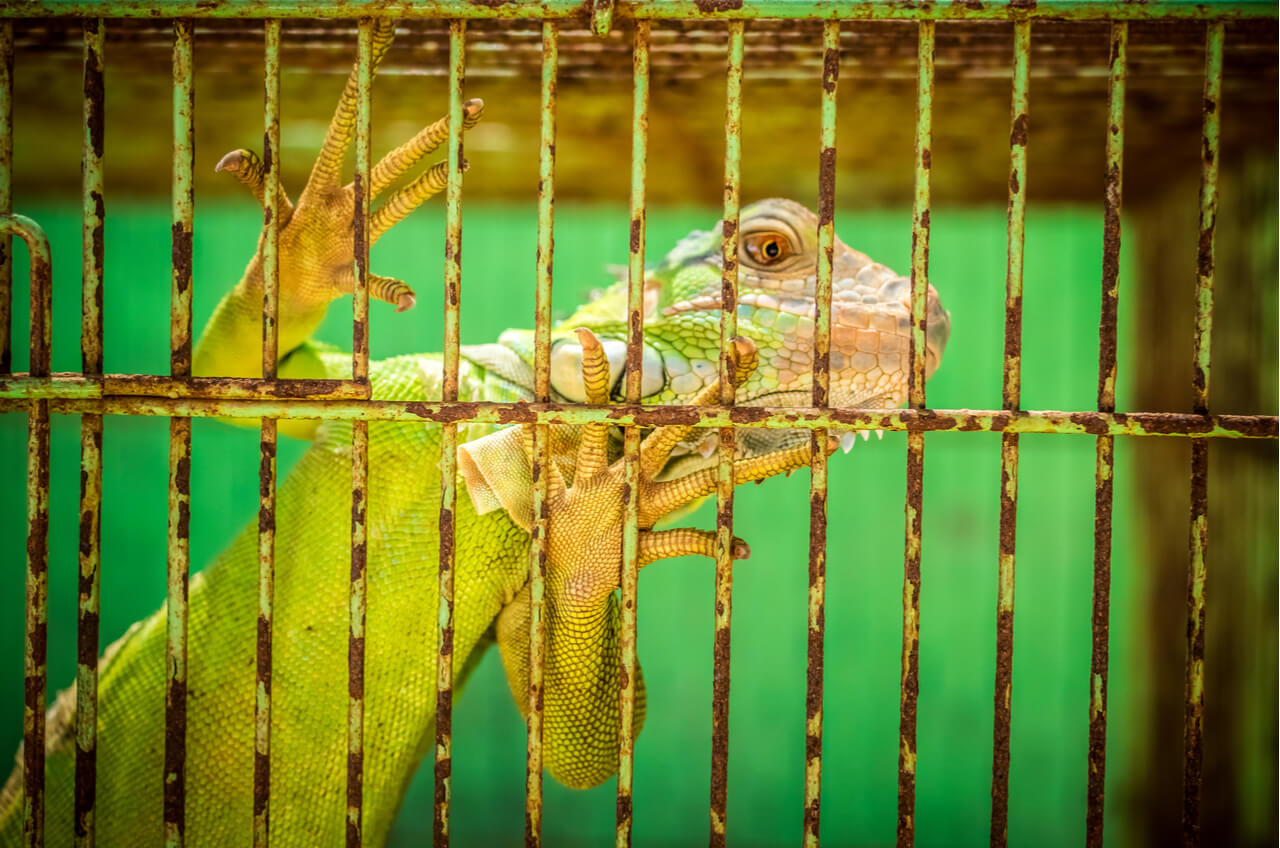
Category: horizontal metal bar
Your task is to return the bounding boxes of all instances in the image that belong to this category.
[0,374,371,399]
[0,397,1273,438]
[1,0,1273,20]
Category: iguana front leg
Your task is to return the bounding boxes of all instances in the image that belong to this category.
[486,330,835,788]
[194,18,483,386]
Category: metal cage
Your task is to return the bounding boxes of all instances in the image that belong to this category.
[0,2,1276,847]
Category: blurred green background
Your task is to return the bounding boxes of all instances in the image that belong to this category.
[1,199,1147,846]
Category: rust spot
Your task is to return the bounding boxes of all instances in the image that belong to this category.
[1009,0,1037,9]
[629,215,643,254]
[79,509,94,557]
[253,749,270,817]
[1196,220,1215,283]
[822,47,839,94]
[616,792,633,825]
[348,635,365,700]
[77,610,99,667]
[920,147,931,170]
[991,607,1015,842]
[346,749,364,815]
[818,147,837,227]
[171,223,193,295]
[955,0,984,8]
[74,741,97,837]
[1203,97,1216,116]
[163,675,188,835]
[694,0,744,12]
[1010,112,1029,148]
[1008,168,1020,197]
[256,614,273,687]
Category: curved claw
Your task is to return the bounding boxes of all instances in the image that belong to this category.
[638,528,750,567]
[368,273,417,312]
[370,97,485,198]
[215,147,295,225]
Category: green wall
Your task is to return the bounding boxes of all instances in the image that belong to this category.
[1,201,1140,846]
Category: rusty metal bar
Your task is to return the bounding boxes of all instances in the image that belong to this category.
[351,20,371,386]
[803,18,837,848]
[346,21,373,848]
[898,19,932,848]
[590,0,614,37]
[990,19,1029,848]
[0,374,372,400]
[709,19,743,848]
[1182,22,1223,848]
[435,18,465,848]
[617,20,648,848]
[1087,20,1126,848]
[1,1,1274,21]
[525,19,556,848]
[0,22,10,374]
[253,18,281,848]
[76,17,105,848]
[3,394,1274,439]
[166,21,194,848]
[0,214,51,848]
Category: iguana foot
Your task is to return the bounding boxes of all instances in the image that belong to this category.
[214,18,483,313]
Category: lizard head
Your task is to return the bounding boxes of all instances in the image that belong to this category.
[499,197,950,470]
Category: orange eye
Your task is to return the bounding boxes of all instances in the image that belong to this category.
[743,231,793,266]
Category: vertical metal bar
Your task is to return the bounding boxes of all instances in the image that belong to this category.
[77,18,106,848]
[436,18,465,848]
[346,21,372,848]
[166,21,194,848]
[526,19,556,848]
[898,20,932,848]
[254,19,281,848]
[617,20,647,848]
[1088,21,1126,848]
[804,19,838,848]
[710,21,743,848]
[991,20,1029,848]
[0,215,53,848]
[1182,23,1222,848]
[0,22,11,374]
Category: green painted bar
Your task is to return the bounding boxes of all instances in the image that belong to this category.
[803,19,837,848]
[25,399,49,848]
[617,20,647,848]
[346,417,368,848]
[0,214,52,848]
[76,18,105,848]
[1182,22,1223,848]
[166,21,194,848]
[524,19,555,848]
[254,19,281,848]
[0,22,10,374]
[352,20,371,383]
[1088,21,1126,848]
[709,21,743,848]
[1,394,1275,439]
[436,19,465,848]
[898,21,932,848]
[346,23,372,848]
[591,0,614,37]
[1,0,1274,20]
[908,21,932,411]
[990,21,1029,848]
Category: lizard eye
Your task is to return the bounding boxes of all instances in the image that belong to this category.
[743,230,794,266]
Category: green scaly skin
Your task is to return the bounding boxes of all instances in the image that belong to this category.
[0,24,949,847]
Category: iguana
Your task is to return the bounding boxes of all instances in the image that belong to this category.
[0,20,949,846]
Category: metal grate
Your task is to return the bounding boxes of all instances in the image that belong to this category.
[0,2,1276,848]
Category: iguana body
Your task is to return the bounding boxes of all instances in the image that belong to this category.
[1,23,949,847]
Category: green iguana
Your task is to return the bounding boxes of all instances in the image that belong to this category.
[1,20,949,846]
